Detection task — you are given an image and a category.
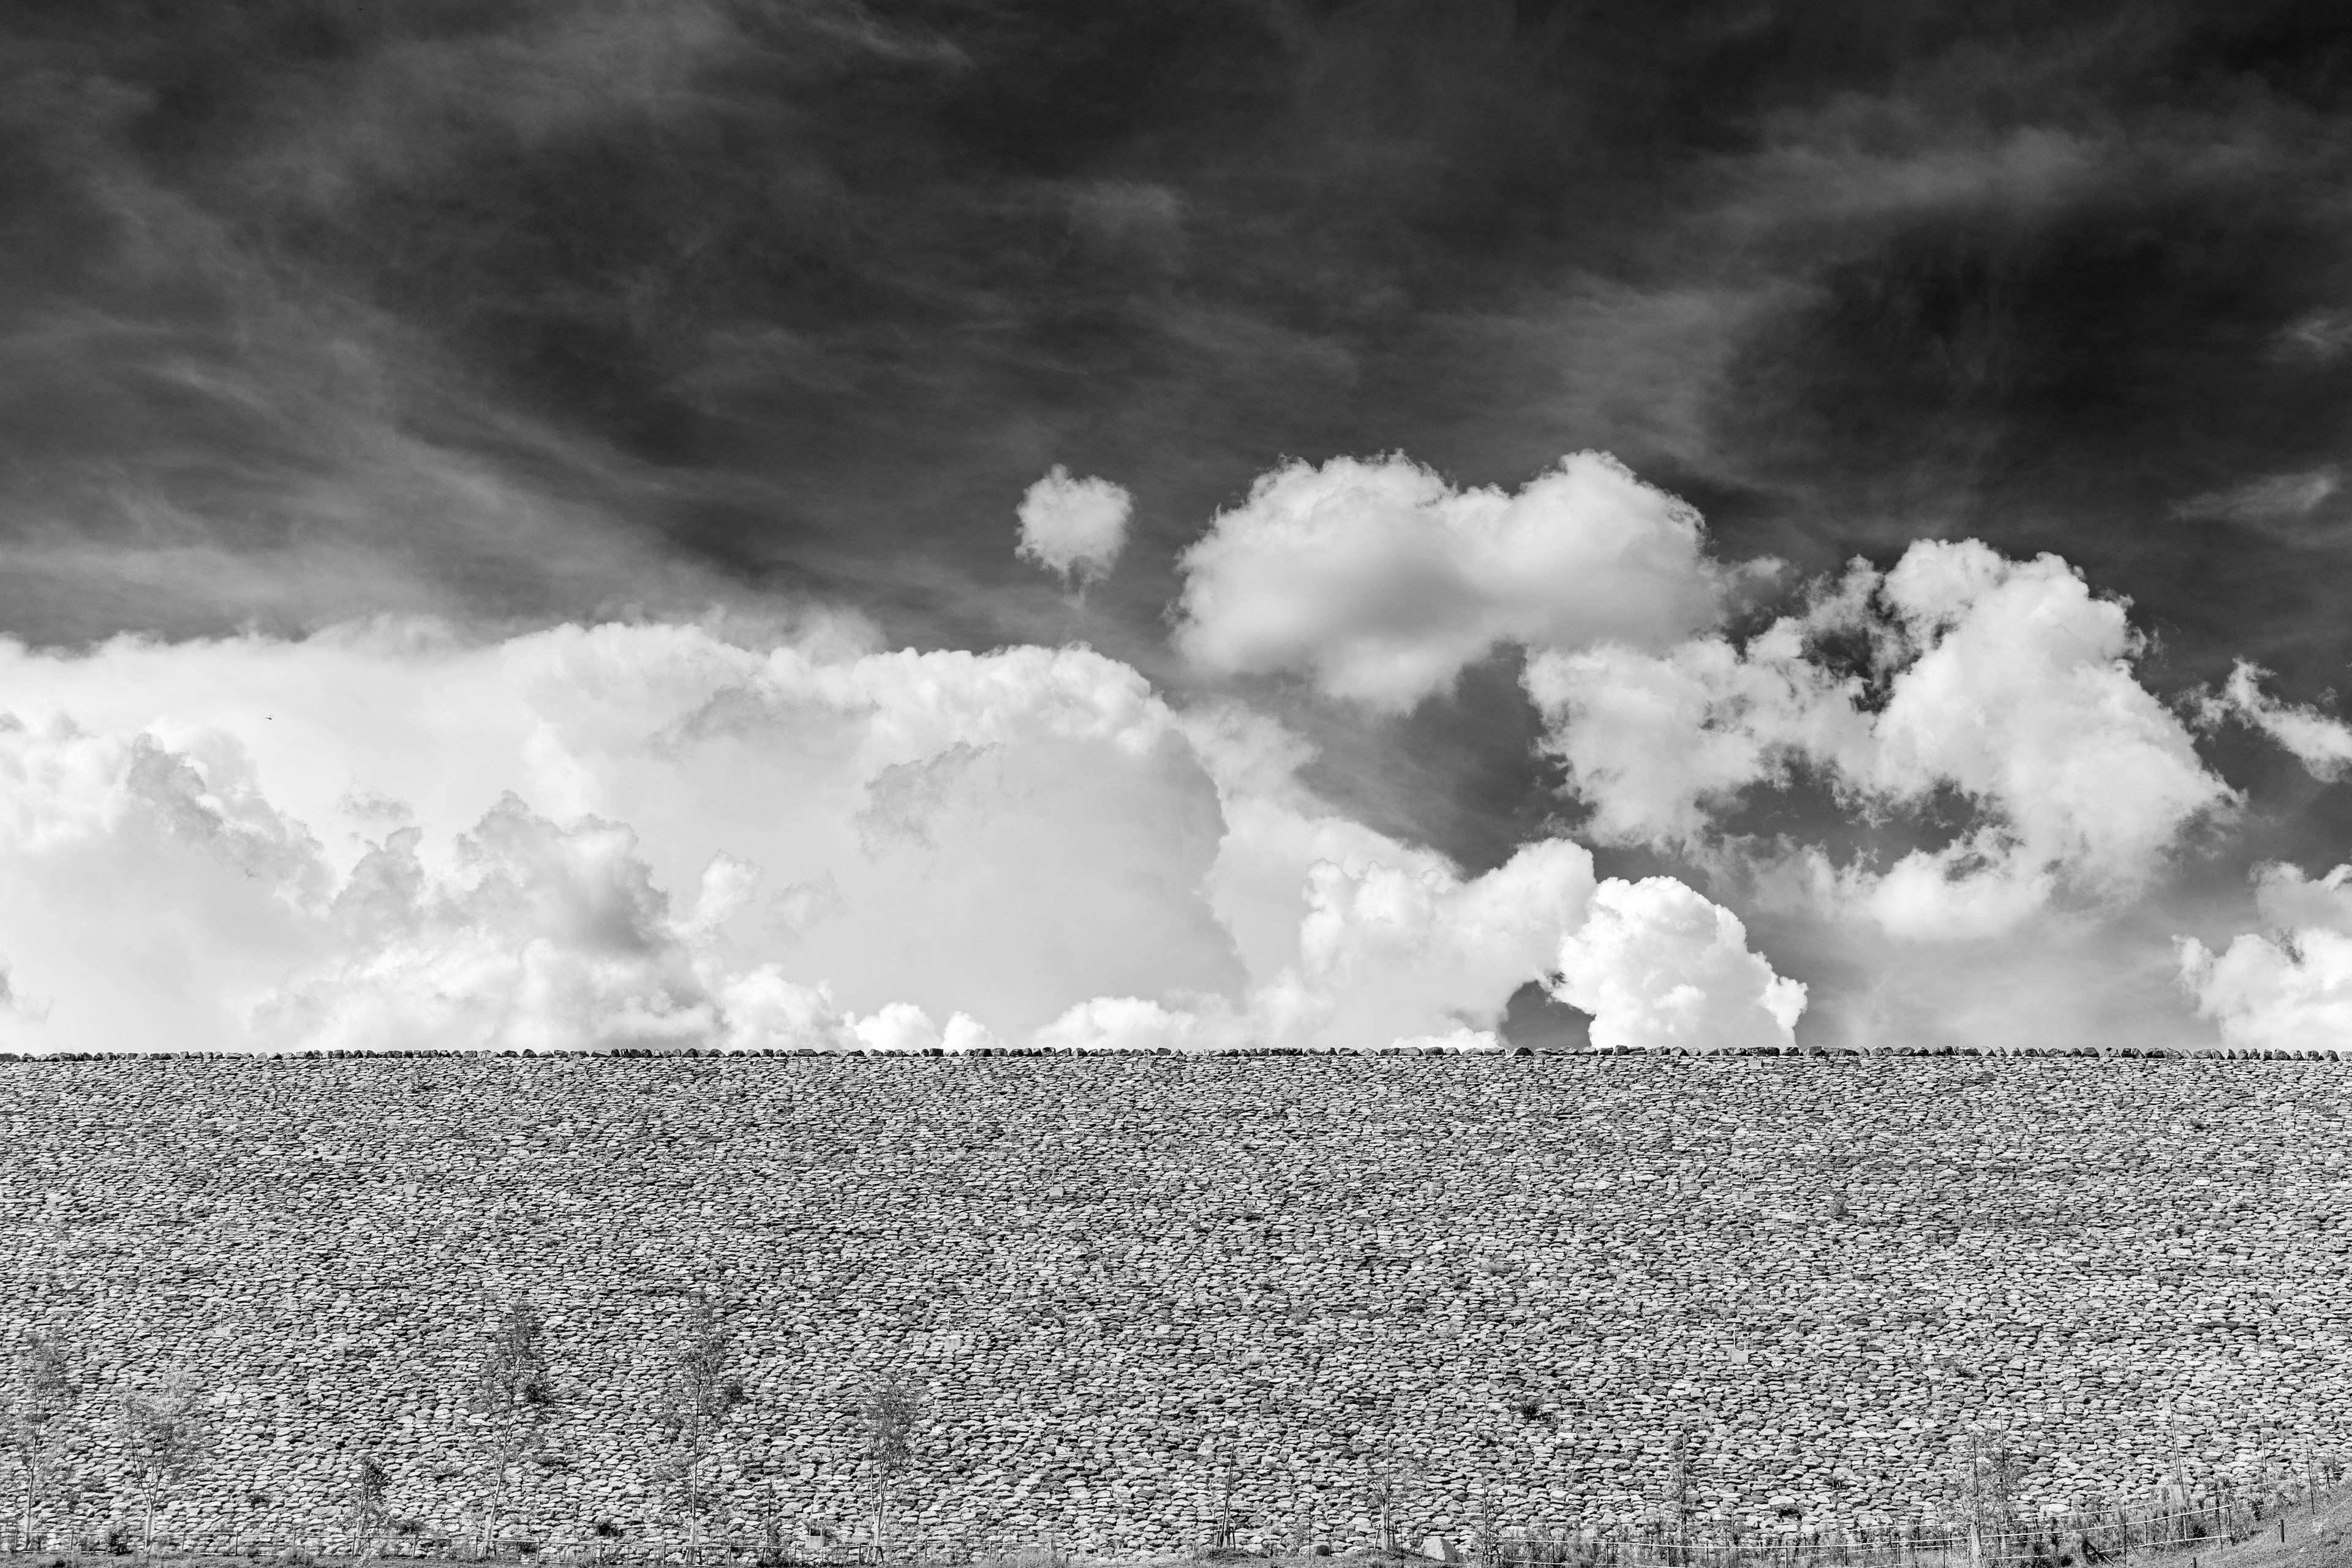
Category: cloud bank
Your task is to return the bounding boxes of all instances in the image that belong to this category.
[13,439,2344,1060]
[0,617,1800,1056]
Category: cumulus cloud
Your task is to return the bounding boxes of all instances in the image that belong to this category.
[0,625,1241,1049]
[0,618,1802,1055]
[2178,864,2352,1054]
[253,799,720,1054]
[1253,839,1599,1050]
[1173,452,1738,712]
[0,961,42,1024]
[1552,878,1805,1053]
[1523,620,1869,850]
[1016,467,1133,584]
[2198,660,2352,781]
[1529,541,2233,937]
[1037,839,1805,1055]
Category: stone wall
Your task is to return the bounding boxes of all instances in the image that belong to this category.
[1,1052,2347,1559]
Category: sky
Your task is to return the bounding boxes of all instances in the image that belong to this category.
[4,0,2352,1054]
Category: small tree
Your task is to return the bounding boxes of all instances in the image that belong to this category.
[858,1376,924,1568]
[1215,1448,1240,1548]
[1660,1422,1697,1559]
[118,1363,209,1561]
[1362,1445,1419,1555]
[3,1335,73,1552]
[655,1294,746,1566]
[1949,1423,2027,1568]
[349,1451,392,1561]
[469,1299,555,1559]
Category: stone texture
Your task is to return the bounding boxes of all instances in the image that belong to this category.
[0,1052,2345,1558]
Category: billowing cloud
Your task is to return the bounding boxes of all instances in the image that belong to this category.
[1529,541,2233,937]
[1252,839,1600,1050]
[2199,661,2352,781]
[0,617,1801,1055]
[1016,467,1133,585]
[1522,620,1868,851]
[1035,839,1601,1054]
[1173,452,1738,712]
[1036,839,1806,1056]
[2178,864,2352,1054]
[1553,878,1805,1054]
[0,624,1239,1050]
[254,801,720,1054]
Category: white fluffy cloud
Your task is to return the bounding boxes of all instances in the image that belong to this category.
[1529,541,2233,937]
[1016,466,1132,584]
[0,627,1237,1050]
[1037,840,1806,1055]
[1173,452,1736,712]
[2201,660,2352,780]
[254,801,721,1054]
[1553,878,1805,1052]
[1034,840,1601,1054]
[1523,619,1869,850]
[0,618,1802,1055]
[2178,864,2352,1054]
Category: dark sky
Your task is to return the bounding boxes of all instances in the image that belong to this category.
[7,0,2352,1017]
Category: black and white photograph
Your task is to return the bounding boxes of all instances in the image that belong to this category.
[3,2,2351,1567]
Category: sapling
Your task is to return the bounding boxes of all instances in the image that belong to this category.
[468,1300,555,1559]
[348,1451,391,1561]
[2,1334,72,1553]
[655,1294,746,1566]
[858,1376,925,1568]
[118,1363,209,1562]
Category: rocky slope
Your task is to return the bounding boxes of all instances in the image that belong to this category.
[1,1052,2345,1558]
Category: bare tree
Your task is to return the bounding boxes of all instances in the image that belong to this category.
[467,1299,554,1559]
[348,1452,392,1561]
[1362,1444,1419,1555]
[1660,1422,1696,1561]
[1214,1448,1238,1548]
[655,1294,746,1566]
[857,1376,925,1568]
[2,1334,73,1552]
[1949,1423,2027,1568]
[118,1363,209,1562]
